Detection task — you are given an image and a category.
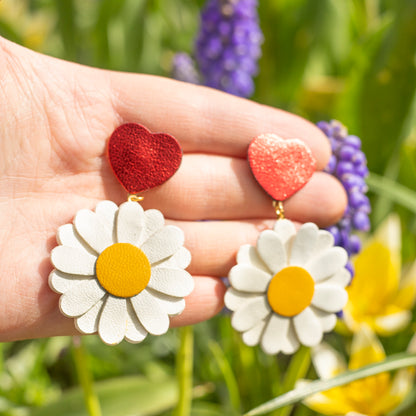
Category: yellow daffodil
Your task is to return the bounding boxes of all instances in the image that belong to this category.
[343,214,416,335]
[301,325,415,416]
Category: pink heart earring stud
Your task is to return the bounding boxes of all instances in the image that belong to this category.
[49,123,194,345]
[225,134,350,355]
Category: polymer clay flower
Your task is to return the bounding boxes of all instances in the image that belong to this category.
[225,220,349,355]
[49,200,193,345]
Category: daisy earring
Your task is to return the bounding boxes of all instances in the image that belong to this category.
[225,134,350,355]
[49,123,194,345]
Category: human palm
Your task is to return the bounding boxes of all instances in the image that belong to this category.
[0,37,346,341]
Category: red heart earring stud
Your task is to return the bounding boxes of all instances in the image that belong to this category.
[49,123,194,345]
[225,133,350,355]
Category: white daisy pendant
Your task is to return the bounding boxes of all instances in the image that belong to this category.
[49,200,194,345]
[225,219,350,355]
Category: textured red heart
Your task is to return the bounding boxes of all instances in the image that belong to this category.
[248,134,316,201]
[107,123,182,194]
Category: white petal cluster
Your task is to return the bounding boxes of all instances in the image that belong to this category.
[50,200,193,345]
[225,220,349,355]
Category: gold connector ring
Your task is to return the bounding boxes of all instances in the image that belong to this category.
[128,194,144,202]
[273,200,285,220]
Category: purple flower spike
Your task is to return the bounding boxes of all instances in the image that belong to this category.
[171,53,201,84]
[195,0,263,98]
[318,120,371,277]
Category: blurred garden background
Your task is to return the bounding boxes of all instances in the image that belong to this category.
[1,0,416,415]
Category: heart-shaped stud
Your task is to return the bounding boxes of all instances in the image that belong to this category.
[248,134,316,201]
[108,123,182,194]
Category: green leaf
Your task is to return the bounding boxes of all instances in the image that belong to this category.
[208,341,241,415]
[274,347,310,416]
[31,376,178,416]
[190,402,226,416]
[339,1,416,173]
[368,172,416,214]
[243,352,416,416]
[53,0,77,61]
[0,19,24,45]
[174,326,194,416]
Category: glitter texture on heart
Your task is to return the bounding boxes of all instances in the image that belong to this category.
[248,134,316,201]
[107,123,182,194]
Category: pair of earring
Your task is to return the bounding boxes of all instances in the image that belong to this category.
[49,123,350,355]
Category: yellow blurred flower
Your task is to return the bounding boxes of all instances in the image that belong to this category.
[0,0,54,50]
[301,325,415,416]
[343,214,416,335]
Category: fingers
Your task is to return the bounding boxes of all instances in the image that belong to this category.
[170,276,226,327]
[140,154,347,224]
[174,219,276,277]
[109,73,331,169]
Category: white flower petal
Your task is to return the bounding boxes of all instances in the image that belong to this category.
[49,270,91,294]
[141,226,184,264]
[57,224,95,254]
[231,297,270,332]
[273,219,296,244]
[290,223,319,266]
[140,209,165,245]
[293,307,323,347]
[125,301,147,343]
[229,264,271,293]
[324,268,351,287]
[236,244,269,273]
[224,288,262,311]
[260,314,290,355]
[130,289,170,335]
[306,247,348,282]
[311,342,346,380]
[242,318,267,347]
[75,297,105,334]
[374,311,412,335]
[311,306,337,332]
[148,268,194,297]
[95,200,118,232]
[257,230,287,274]
[52,246,96,275]
[60,279,106,317]
[156,247,191,269]
[148,289,186,316]
[74,209,113,254]
[98,296,128,345]
[311,284,348,313]
[314,230,335,255]
[116,201,145,245]
[282,323,300,355]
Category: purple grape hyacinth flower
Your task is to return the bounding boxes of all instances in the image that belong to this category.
[194,0,263,98]
[318,120,371,276]
[171,52,201,85]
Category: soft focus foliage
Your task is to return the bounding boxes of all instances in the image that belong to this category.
[1,1,416,415]
[301,326,416,416]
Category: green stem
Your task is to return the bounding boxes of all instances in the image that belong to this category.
[174,326,194,416]
[0,343,3,373]
[273,346,311,416]
[71,336,102,416]
[209,340,241,414]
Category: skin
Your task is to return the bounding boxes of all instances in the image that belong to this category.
[0,37,347,342]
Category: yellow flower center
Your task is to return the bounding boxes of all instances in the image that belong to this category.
[96,243,151,298]
[267,266,315,317]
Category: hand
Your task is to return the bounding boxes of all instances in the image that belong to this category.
[0,37,346,341]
